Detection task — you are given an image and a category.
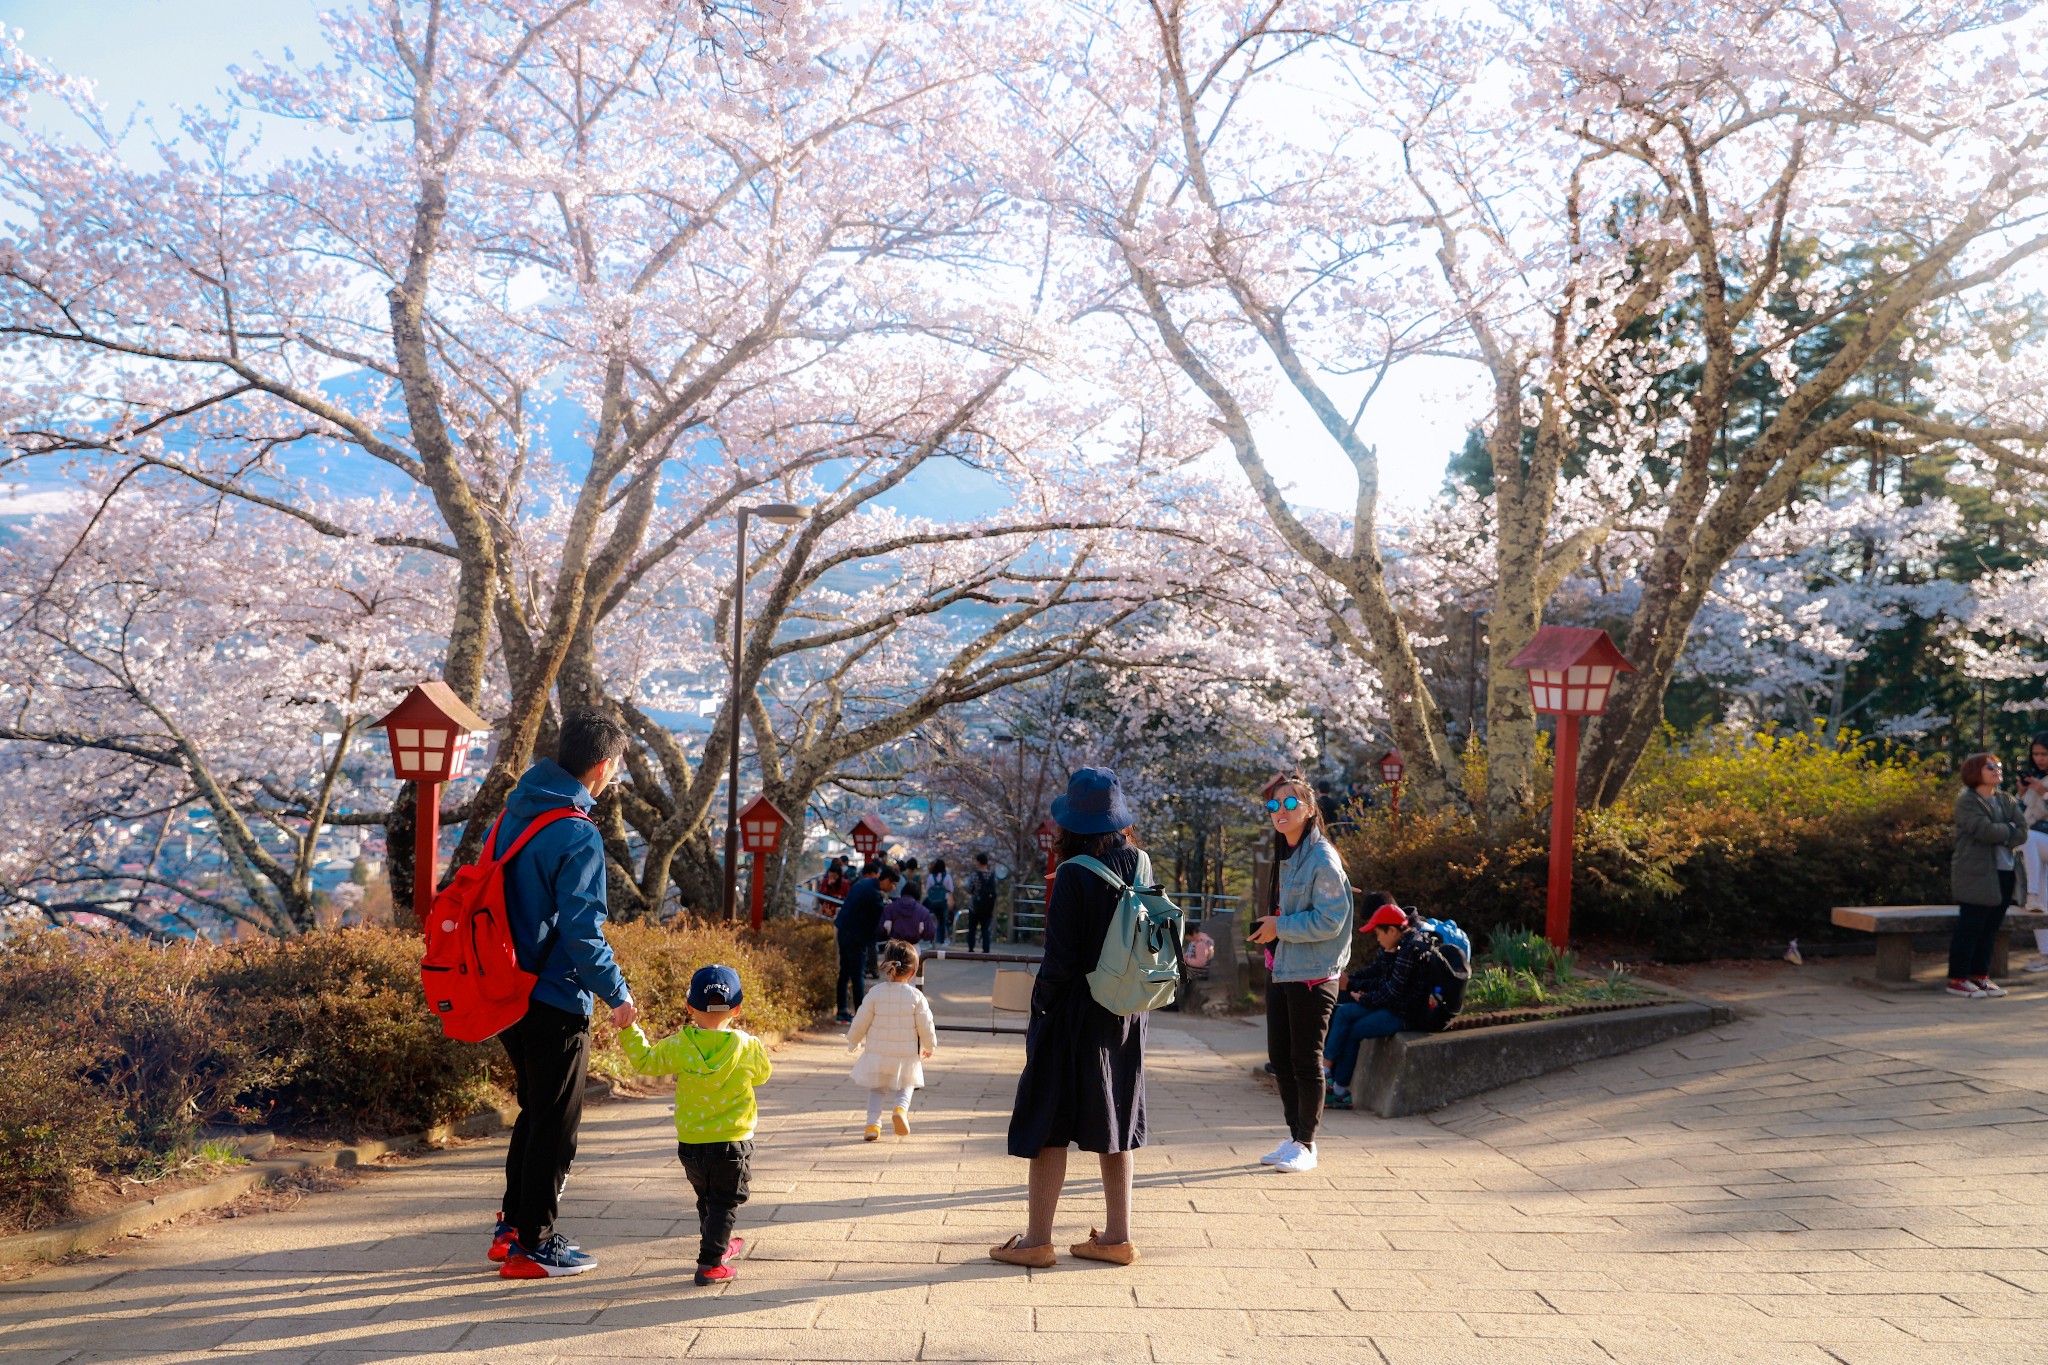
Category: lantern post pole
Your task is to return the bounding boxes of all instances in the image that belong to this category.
[1545,712,1580,948]
[748,850,767,933]
[414,779,441,927]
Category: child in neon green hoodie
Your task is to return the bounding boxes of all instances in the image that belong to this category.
[618,964,772,1284]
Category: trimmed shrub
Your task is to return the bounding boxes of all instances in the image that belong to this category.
[0,1039,121,1231]
[0,917,832,1231]
[203,931,503,1135]
[1338,726,1950,960]
[591,917,835,1080]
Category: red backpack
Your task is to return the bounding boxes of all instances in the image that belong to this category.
[420,807,591,1043]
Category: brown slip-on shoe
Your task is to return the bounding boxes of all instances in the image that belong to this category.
[1069,1229,1138,1265]
[989,1234,1057,1268]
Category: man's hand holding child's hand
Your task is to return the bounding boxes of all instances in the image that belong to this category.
[612,1000,639,1029]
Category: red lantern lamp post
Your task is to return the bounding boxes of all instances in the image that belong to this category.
[370,681,490,928]
[1034,818,1059,892]
[1506,626,1635,948]
[848,814,891,865]
[738,794,789,933]
[1378,749,1405,815]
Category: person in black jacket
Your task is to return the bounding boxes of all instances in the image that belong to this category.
[835,865,898,1022]
[965,852,998,952]
[1322,905,1430,1110]
[993,768,1146,1269]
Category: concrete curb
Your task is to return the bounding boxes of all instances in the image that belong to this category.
[1349,1001,1733,1118]
[0,1080,611,1265]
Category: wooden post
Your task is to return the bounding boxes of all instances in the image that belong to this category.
[414,779,442,926]
[1545,713,1579,948]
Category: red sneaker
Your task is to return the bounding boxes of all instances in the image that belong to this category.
[487,1218,516,1264]
[695,1263,737,1286]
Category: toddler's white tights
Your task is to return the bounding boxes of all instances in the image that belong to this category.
[866,1086,913,1125]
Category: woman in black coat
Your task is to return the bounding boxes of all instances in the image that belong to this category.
[992,767,1145,1269]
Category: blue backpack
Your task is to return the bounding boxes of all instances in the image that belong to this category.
[1412,916,1472,1032]
[1419,916,1471,962]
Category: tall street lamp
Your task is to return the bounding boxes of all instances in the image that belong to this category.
[724,502,807,922]
[1507,625,1635,948]
[992,730,1027,877]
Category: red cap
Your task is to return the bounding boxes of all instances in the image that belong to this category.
[1361,905,1408,933]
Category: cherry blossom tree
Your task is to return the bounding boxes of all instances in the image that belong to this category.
[1018,0,2048,817]
[0,485,448,934]
[1007,0,1480,812]
[1511,0,2048,801]
[0,0,1223,918]
[1545,490,1969,739]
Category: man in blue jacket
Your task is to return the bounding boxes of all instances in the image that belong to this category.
[489,708,638,1280]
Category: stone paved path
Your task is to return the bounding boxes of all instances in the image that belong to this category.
[8,958,2048,1363]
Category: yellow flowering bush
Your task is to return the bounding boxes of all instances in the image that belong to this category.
[1337,726,1949,959]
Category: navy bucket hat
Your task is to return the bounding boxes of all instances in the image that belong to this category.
[1050,766,1135,836]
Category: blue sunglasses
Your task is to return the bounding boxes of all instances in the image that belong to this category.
[1265,796,1302,812]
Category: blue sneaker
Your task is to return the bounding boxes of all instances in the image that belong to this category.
[500,1232,597,1279]
[490,1215,577,1264]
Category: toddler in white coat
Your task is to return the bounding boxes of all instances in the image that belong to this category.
[846,941,937,1140]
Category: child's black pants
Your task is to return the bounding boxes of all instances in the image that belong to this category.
[677,1139,752,1266]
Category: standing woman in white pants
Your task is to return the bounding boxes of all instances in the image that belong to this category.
[2018,735,2048,969]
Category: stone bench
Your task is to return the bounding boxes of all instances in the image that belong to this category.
[1830,905,2048,982]
[1344,1000,1731,1117]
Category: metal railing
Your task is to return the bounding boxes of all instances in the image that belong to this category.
[1005,886,1243,942]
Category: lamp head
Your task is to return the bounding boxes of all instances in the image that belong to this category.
[748,502,807,526]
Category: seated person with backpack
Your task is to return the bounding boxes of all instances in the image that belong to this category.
[1323,901,1467,1110]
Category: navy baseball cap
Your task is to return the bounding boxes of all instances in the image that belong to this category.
[688,964,744,1011]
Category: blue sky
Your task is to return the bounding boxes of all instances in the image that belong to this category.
[0,0,1473,513]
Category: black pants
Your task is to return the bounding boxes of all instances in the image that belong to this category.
[836,939,868,1015]
[966,903,994,953]
[678,1140,752,1266]
[1268,979,1339,1145]
[500,1000,590,1248]
[1952,871,2015,979]
[934,905,953,944]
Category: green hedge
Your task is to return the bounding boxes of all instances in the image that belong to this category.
[1336,727,1951,961]
[0,918,833,1233]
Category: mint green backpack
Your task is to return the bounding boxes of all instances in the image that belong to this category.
[1069,850,1186,1016]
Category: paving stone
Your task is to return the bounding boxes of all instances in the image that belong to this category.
[9,958,2048,1359]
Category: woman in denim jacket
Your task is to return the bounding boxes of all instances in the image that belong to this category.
[1248,775,1352,1173]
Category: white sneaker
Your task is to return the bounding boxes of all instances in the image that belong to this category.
[1259,1139,1301,1166]
[1972,977,2008,997]
[1274,1142,1319,1173]
[2023,956,2048,974]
